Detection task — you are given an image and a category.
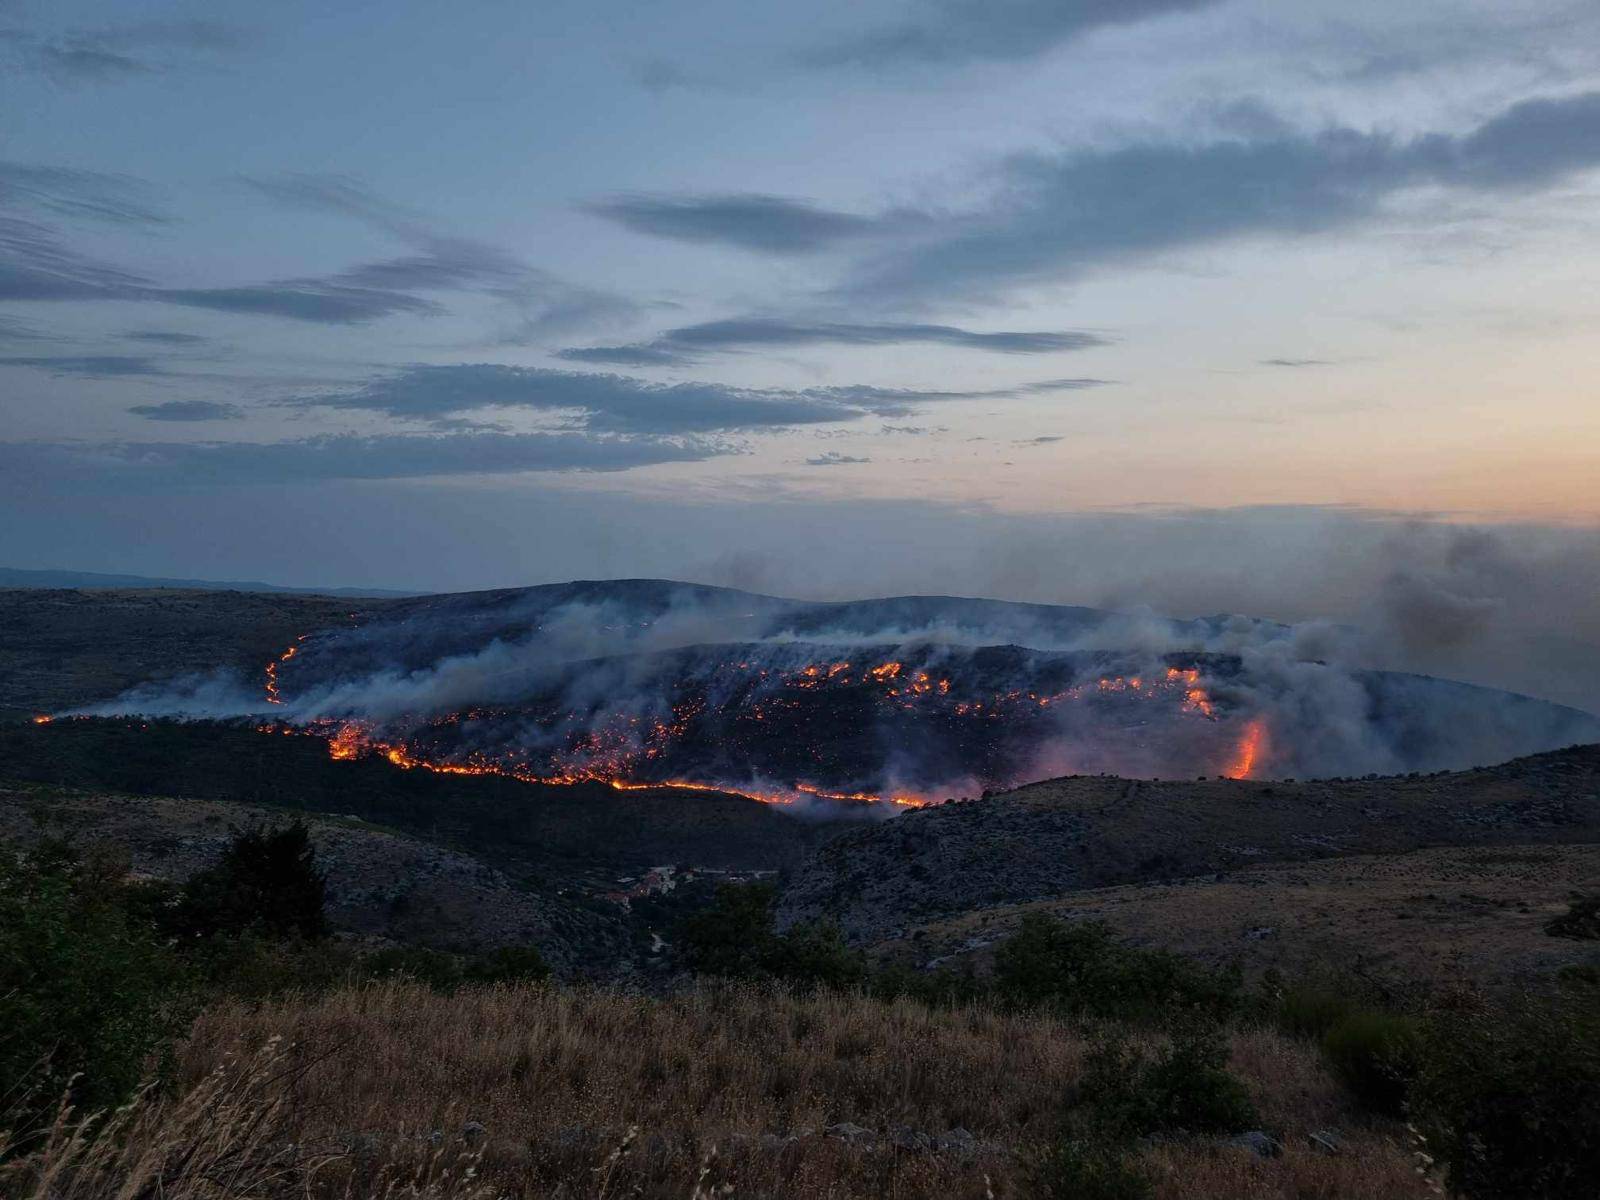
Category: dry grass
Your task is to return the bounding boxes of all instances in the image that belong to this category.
[4,982,1435,1198]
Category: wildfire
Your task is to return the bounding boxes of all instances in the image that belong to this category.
[263,636,307,706]
[31,714,52,725]
[1225,718,1267,780]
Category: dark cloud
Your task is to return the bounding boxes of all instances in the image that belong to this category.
[295,364,869,433]
[800,0,1219,69]
[0,212,439,324]
[849,90,1600,301]
[1261,358,1331,368]
[660,317,1108,353]
[556,344,694,367]
[0,430,722,488]
[587,193,881,253]
[127,400,242,421]
[559,318,1109,365]
[805,452,870,466]
[158,283,439,323]
[123,330,208,345]
[287,363,1102,436]
[8,19,240,84]
[1016,434,1064,445]
[0,353,163,378]
[245,172,638,341]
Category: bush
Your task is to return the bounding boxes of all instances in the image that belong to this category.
[1412,992,1600,1200]
[167,822,327,943]
[1546,894,1600,940]
[1037,1137,1153,1200]
[1321,1009,1420,1117]
[1077,1026,1259,1140]
[676,883,865,987]
[0,841,191,1131]
[1273,979,1358,1040]
[994,914,1241,1022]
[359,944,551,992]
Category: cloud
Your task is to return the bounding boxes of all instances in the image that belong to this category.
[295,364,872,433]
[559,318,1110,364]
[848,89,1600,302]
[0,161,169,226]
[1015,434,1064,445]
[0,430,723,488]
[800,0,1220,69]
[657,317,1108,353]
[286,363,1106,436]
[1261,358,1332,368]
[587,192,882,253]
[556,344,693,367]
[244,172,639,341]
[123,330,208,345]
[805,452,870,466]
[0,353,164,378]
[6,19,240,84]
[0,211,440,325]
[126,400,243,421]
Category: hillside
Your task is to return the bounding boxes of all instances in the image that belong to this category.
[779,744,1600,944]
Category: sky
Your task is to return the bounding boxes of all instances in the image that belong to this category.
[3,0,1600,625]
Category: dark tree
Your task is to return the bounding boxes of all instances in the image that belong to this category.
[170,822,327,942]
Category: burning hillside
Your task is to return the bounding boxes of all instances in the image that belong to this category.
[77,580,1600,807]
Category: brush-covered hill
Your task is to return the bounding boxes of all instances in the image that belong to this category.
[778,743,1600,946]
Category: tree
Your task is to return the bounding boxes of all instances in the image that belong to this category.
[168,823,327,942]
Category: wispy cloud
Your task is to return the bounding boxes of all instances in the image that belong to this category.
[127,400,243,421]
[587,192,887,254]
[561,317,1110,364]
[4,19,241,85]
[0,353,165,378]
[798,0,1219,69]
[805,451,871,466]
[0,429,723,487]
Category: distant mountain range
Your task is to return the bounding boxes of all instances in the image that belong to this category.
[0,566,414,598]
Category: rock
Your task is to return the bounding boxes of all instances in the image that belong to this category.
[886,1124,934,1152]
[824,1121,876,1147]
[1223,1131,1283,1159]
[936,1127,978,1156]
[758,1132,797,1151]
[461,1121,487,1142]
[1245,925,1275,940]
[1309,1129,1343,1155]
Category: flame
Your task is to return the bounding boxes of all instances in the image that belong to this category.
[263,636,307,706]
[1226,718,1267,779]
[31,714,52,725]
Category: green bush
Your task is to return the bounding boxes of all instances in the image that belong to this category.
[675,883,865,987]
[358,944,551,992]
[1321,1009,1420,1117]
[1077,1027,1259,1140]
[994,914,1241,1022]
[0,841,192,1132]
[1037,1137,1153,1200]
[166,822,327,943]
[1273,980,1358,1041]
[1412,992,1600,1200]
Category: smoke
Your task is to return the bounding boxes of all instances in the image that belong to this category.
[78,577,1600,803]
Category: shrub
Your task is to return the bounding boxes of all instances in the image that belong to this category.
[1077,1027,1259,1140]
[167,822,327,943]
[0,840,191,1132]
[1274,980,1357,1040]
[676,882,780,978]
[358,944,551,992]
[1037,1137,1153,1200]
[1321,1009,1420,1117]
[1546,894,1600,940]
[676,883,865,987]
[994,913,1240,1021]
[1412,992,1600,1200]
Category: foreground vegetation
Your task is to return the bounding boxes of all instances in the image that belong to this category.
[4,832,1598,1197]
